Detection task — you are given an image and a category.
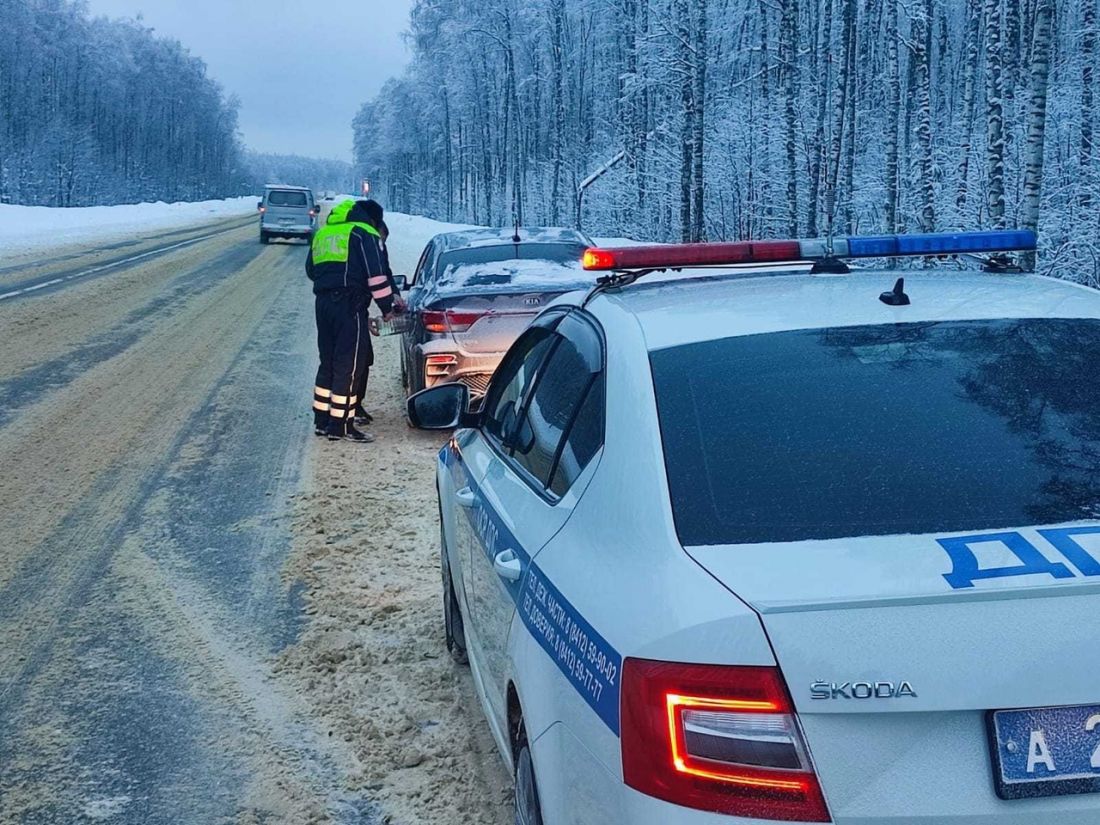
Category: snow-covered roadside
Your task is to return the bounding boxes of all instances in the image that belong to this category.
[0,197,259,257]
[382,212,479,272]
[276,210,511,825]
[280,353,513,825]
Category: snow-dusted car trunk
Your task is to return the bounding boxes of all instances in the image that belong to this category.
[686,531,1100,822]
[439,291,575,353]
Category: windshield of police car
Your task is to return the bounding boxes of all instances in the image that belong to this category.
[652,318,1100,546]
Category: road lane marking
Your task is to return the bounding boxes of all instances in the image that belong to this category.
[0,226,247,303]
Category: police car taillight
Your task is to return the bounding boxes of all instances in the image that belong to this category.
[621,660,830,822]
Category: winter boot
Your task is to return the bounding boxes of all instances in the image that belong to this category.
[353,407,374,426]
[344,424,376,443]
[313,410,328,437]
[326,420,375,443]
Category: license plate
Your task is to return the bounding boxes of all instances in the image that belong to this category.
[989,705,1100,799]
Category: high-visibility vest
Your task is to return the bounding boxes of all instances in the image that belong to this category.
[310,200,381,265]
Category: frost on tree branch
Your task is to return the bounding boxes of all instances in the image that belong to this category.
[354,0,1098,281]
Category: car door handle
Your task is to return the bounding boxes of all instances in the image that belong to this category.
[493,549,523,582]
[455,486,476,508]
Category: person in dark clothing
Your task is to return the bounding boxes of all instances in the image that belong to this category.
[351,202,405,426]
[306,199,395,443]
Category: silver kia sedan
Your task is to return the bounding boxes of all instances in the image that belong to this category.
[400,228,596,401]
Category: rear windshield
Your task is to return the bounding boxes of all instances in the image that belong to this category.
[652,318,1100,546]
[439,243,586,272]
[432,243,590,291]
[266,190,309,207]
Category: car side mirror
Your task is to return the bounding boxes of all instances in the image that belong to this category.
[407,383,471,430]
[393,274,409,292]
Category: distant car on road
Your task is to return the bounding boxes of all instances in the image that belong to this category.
[409,229,1100,825]
[400,227,596,401]
[258,185,318,244]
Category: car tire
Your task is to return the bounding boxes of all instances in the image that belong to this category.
[441,527,468,665]
[260,231,269,244]
[514,733,545,825]
[408,356,426,397]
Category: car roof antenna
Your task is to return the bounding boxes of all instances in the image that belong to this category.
[879,277,911,306]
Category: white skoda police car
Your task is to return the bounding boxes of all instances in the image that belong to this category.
[407,230,1100,824]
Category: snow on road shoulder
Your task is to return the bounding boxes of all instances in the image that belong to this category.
[0,197,259,257]
[375,212,479,276]
[278,209,511,825]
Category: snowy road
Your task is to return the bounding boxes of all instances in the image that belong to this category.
[0,216,257,302]
[0,215,511,825]
[0,220,366,823]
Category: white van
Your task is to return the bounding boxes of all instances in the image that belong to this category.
[258,185,317,244]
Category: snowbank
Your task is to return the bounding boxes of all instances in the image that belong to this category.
[380,212,478,277]
[0,197,259,257]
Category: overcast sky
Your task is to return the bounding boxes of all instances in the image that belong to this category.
[84,0,414,161]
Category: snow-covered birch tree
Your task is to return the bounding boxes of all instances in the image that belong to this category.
[354,0,1100,280]
[1020,0,1054,271]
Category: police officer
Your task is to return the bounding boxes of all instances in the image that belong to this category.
[351,201,405,426]
[306,199,395,443]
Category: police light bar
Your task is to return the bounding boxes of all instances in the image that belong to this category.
[581,230,1037,271]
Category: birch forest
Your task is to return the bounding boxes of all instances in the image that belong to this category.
[357,0,1099,279]
[0,0,248,207]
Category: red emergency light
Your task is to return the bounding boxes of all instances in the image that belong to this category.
[582,241,805,271]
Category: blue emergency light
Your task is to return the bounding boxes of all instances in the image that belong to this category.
[845,230,1037,259]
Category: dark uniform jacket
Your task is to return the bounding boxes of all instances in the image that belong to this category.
[305,201,395,315]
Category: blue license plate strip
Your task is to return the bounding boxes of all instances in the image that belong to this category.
[988,705,1100,800]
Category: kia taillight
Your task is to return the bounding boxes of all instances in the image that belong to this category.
[425,353,457,377]
[422,310,486,334]
[621,660,830,822]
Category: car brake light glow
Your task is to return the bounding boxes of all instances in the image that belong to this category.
[422,310,487,334]
[621,660,830,822]
[582,229,1036,272]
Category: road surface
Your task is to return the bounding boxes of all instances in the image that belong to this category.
[0,216,510,825]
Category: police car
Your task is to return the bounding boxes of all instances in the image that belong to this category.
[406,230,1100,824]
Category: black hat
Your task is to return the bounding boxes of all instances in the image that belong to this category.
[361,199,384,225]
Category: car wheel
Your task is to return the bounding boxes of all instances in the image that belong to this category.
[514,732,545,825]
[441,527,468,664]
[409,356,426,396]
[260,231,269,245]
